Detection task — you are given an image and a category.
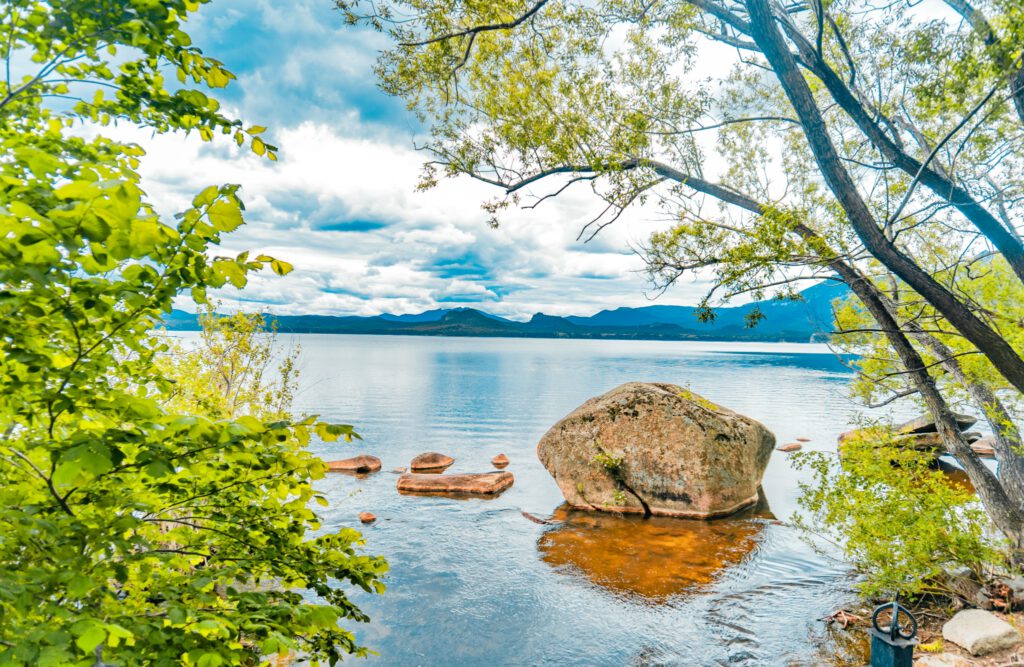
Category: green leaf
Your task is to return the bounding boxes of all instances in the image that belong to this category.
[193,185,221,208]
[207,199,244,232]
[315,422,360,442]
[72,621,106,653]
[270,258,293,275]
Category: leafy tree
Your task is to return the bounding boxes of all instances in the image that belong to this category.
[794,430,1004,600]
[161,309,300,422]
[0,2,385,664]
[337,0,1024,553]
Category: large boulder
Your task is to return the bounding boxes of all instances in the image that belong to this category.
[943,609,1021,655]
[536,382,775,519]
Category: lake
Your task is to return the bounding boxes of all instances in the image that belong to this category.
[273,334,876,665]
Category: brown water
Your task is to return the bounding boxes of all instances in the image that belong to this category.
[231,334,901,665]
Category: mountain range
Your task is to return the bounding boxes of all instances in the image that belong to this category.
[164,281,849,343]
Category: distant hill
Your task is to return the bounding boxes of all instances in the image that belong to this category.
[164,281,850,342]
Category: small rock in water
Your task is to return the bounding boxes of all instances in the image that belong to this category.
[777,443,802,452]
[325,454,382,474]
[410,452,455,472]
[492,453,509,468]
[358,512,376,524]
[390,467,408,474]
[796,437,811,442]
[942,609,1022,655]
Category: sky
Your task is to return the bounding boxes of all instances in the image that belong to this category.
[133,0,717,319]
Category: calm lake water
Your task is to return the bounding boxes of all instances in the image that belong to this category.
[252,333,877,667]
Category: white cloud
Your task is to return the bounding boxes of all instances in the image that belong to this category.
[102,117,713,319]
[88,0,729,320]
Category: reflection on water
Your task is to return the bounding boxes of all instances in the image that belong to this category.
[805,626,872,667]
[539,500,774,601]
[938,459,977,493]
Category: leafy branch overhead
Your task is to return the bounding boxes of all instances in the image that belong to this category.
[0,2,383,664]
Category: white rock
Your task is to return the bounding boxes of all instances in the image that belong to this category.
[914,654,971,667]
[942,609,1021,656]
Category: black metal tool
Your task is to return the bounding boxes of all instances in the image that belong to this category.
[868,594,917,667]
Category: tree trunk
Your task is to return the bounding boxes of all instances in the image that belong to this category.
[743,0,1024,397]
[824,254,1024,551]
[901,319,1024,508]
[620,159,1024,547]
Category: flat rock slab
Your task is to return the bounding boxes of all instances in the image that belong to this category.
[943,609,1022,656]
[898,412,977,434]
[971,435,997,458]
[325,455,381,473]
[397,471,514,497]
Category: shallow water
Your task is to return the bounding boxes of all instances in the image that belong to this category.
[245,334,881,666]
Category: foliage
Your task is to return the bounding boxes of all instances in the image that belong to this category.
[793,430,1005,600]
[592,447,623,475]
[0,2,385,664]
[161,309,300,422]
[834,259,1024,434]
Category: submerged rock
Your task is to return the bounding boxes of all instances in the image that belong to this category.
[397,471,514,497]
[898,412,977,434]
[325,454,382,474]
[536,382,775,519]
[521,510,560,525]
[491,453,509,468]
[410,452,455,472]
[942,609,1021,655]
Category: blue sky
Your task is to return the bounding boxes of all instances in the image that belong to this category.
[131,0,713,319]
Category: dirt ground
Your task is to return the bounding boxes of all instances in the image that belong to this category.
[912,609,1024,666]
